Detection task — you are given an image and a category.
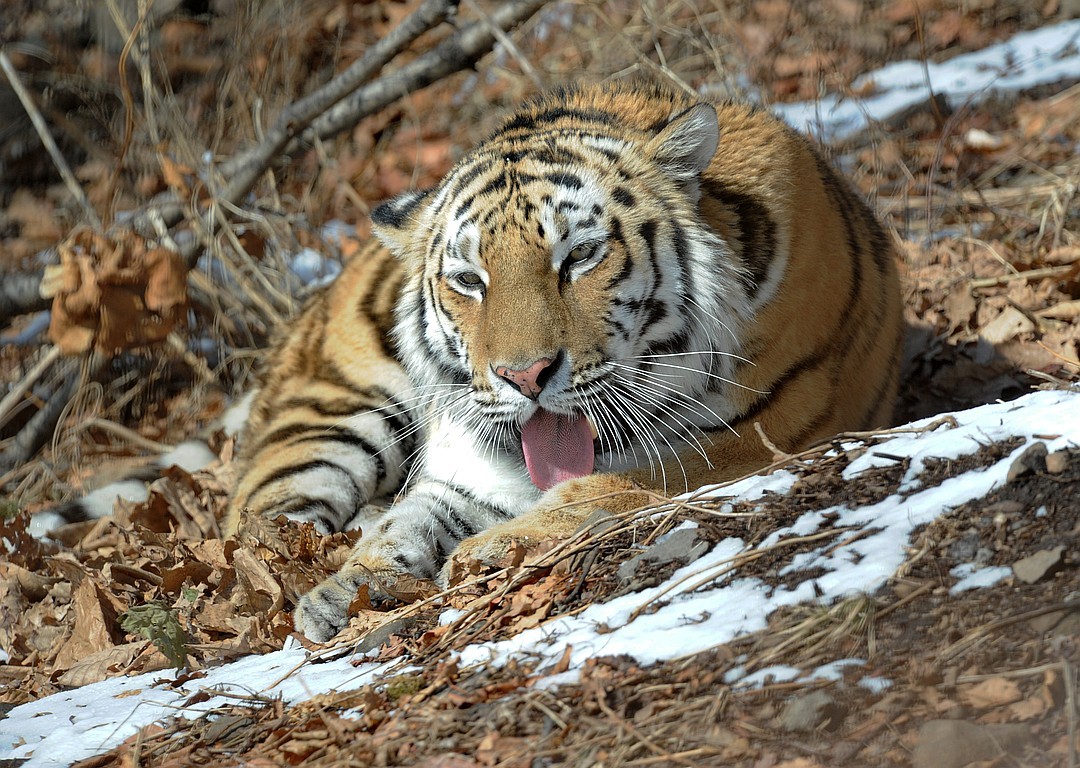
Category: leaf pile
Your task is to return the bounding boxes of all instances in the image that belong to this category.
[865,85,1080,421]
[0,451,360,703]
[41,228,189,356]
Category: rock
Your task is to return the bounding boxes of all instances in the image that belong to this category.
[912,720,1030,768]
[778,690,847,733]
[617,527,709,583]
[983,500,1023,515]
[1006,441,1047,482]
[1052,610,1080,638]
[1029,608,1069,633]
[1046,450,1070,474]
[1013,546,1066,584]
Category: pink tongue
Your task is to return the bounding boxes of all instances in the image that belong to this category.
[521,409,595,491]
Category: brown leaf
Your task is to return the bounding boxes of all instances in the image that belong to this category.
[959,677,1023,709]
[158,155,194,196]
[56,643,144,688]
[46,229,189,355]
[414,756,483,768]
[159,561,215,596]
[233,547,284,615]
[51,579,123,673]
[143,248,188,318]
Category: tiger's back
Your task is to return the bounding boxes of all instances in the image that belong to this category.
[224,80,900,640]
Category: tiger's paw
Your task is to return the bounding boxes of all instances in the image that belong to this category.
[294,571,365,643]
[440,526,539,587]
[294,565,399,643]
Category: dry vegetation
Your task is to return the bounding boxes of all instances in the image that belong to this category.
[1,0,1079,765]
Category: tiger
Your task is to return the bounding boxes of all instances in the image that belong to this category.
[214,79,903,643]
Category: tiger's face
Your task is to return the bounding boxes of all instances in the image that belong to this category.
[372,100,749,485]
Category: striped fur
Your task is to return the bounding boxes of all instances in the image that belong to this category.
[226,81,902,642]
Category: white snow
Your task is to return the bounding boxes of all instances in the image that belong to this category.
[288,247,342,288]
[772,19,1080,141]
[950,563,1014,594]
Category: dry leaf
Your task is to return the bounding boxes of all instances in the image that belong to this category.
[960,677,1023,709]
[56,643,144,688]
[51,579,122,672]
[46,229,189,355]
[233,547,284,615]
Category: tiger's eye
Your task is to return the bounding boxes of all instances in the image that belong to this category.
[567,243,597,263]
[455,271,483,286]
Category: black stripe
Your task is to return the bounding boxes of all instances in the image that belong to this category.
[613,187,635,207]
[701,180,777,297]
[449,158,494,197]
[263,498,341,532]
[293,428,388,482]
[255,460,365,509]
[492,106,616,138]
[371,190,430,229]
[417,280,470,385]
[814,153,865,347]
[644,329,689,358]
[444,504,481,538]
[448,481,516,521]
[312,355,369,396]
[671,223,693,304]
[729,350,831,427]
[360,253,399,325]
[586,143,620,162]
[546,172,583,190]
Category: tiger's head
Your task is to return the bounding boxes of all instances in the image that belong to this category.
[371,84,750,488]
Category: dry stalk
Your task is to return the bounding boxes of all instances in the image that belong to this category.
[0,50,100,228]
[82,418,174,454]
[1067,655,1078,768]
[754,421,796,463]
[463,0,543,89]
[593,690,708,768]
[0,345,61,431]
[941,598,1080,661]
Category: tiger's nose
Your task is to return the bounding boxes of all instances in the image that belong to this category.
[493,356,556,400]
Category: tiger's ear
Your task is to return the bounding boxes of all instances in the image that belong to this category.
[646,103,719,193]
[371,188,432,257]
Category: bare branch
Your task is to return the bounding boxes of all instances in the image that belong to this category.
[216,0,463,207]
[0,271,49,327]
[123,0,549,265]
[0,51,102,229]
[306,0,551,142]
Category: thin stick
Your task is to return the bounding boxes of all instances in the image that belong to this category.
[1066,657,1077,768]
[0,345,62,430]
[0,51,101,229]
[84,418,174,454]
[969,264,1075,289]
[462,0,544,89]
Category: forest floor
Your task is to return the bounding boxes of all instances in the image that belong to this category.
[1,0,1079,766]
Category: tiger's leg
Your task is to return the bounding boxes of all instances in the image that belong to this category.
[294,468,644,642]
[225,245,416,537]
[292,410,533,640]
[444,473,646,572]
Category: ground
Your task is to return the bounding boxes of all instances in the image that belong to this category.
[0,1,1079,766]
